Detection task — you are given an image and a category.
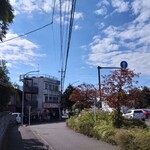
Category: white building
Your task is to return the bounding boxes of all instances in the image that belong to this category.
[23,74,61,120]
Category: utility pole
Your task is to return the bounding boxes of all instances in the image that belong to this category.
[59,69,65,120]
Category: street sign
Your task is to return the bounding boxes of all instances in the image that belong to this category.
[120,61,128,69]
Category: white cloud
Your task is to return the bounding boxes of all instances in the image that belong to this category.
[10,0,83,21]
[97,0,110,7]
[74,25,81,31]
[97,22,105,29]
[94,7,107,15]
[87,0,150,76]
[42,0,54,13]
[132,0,150,23]
[111,0,129,13]
[90,36,119,54]
[10,0,56,14]
[95,0,109,16]
[74,12,84,20]
[0,33,45,67]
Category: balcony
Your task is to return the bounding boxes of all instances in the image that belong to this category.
[24,86,38,94]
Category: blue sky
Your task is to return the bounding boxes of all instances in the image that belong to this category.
[0,0,150,89]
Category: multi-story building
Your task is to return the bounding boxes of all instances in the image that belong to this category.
[23,74,61,120]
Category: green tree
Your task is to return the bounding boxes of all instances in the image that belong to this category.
[101,69,140,128]
[61,84,75,110]
[0,60,14,111]
[0,0,14,41]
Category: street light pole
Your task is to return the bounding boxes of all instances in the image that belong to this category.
[20,70,39,126]
[97,66,101,108]
[97,66,121,109]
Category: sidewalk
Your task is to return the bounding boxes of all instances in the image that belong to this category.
[2,124,47,150]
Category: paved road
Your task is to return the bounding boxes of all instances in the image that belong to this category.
[30,122,119,150]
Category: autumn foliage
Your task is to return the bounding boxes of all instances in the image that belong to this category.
[102,69,140,111]
[70,83,97,110]
[101,69,141,128]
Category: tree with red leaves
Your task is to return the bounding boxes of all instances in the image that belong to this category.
[101,69,140,127]
[70,83,97,111]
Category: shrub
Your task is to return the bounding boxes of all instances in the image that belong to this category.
[93,125,117,145]
[77,111,95,136]
[115,128,150,150]
[122,118,147,129]
[66,110,150,149]
[110,110,123,128]
[66,115,79,131]
[130,129,150,150]
[96,111,112,126]
[115,129,135,150]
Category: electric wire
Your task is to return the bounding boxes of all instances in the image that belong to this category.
[63,0,76,84]
[63,0,71,64]
[0,22,53,44]
[59,0,64,93]
[58,0,76,92]
[52,0,56,23]
[60,0,71,91]
[59,0,63,69]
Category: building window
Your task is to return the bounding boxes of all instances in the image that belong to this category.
[55,85,59,91]
[49,84,52,90]
[45,95,48,102]
[53,85,55,91]
[45,83,48,89]
[49,97,52,101]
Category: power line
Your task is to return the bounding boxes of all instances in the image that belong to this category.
[63,0,76,83]
[52,0,56,23]
[0,22,53,44]
[58,0,76,93]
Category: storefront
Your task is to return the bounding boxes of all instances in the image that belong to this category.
[42,103,60,120]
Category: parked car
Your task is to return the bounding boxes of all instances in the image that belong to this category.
[11,112,21,123]
[141,109,150,119]
[122,109,146,120]
[61,113,69,119]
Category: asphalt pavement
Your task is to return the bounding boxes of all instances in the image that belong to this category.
[2,121,119,150]
[2,124,47,150]
[30,122,119,150]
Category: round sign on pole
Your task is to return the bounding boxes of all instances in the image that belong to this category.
[120,61,128,69]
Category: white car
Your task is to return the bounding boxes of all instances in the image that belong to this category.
[123,109,146,120]
[11,112,21,123]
